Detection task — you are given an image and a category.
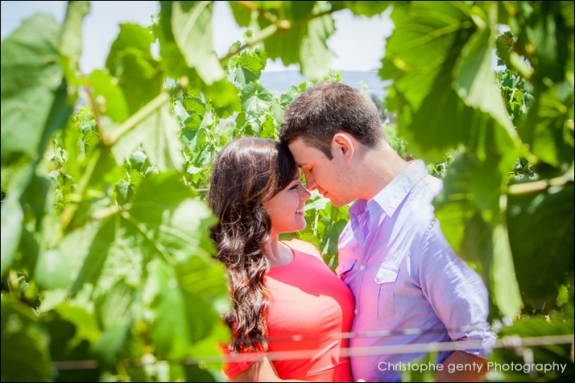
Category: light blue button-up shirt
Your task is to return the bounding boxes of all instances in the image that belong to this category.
[337,160,495,382]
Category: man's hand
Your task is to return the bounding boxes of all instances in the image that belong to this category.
[436,351,487,382]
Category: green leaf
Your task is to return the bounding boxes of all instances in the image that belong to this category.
[148,254,228,359]
[380,2,479,163]
[454,17,517,137]
[330,1,390,17]
[1,13,71,169]
[127,172,217,259]
[175,255,229,343]
[70,218,116,295]
[1,297,52,382]
[34,248,73,290]
[95,282,134,333]
[518,84,574,168]
[59,1,90,59]
[56,303,101,346]
[115,179,135,206]
[149,261,191,358]
[232,50,267,85]
[91,322,131,367]
[518,2,572,84]
[89,70,130,123]
[299,2,335,79]
[491,221,522,319]
[1,195,24,277]
[106,23,163,114]
[433,150,522,318]
[112,103,185,171]
[59,0,90,80]
[229,1,252,27]
[181,95,209,130]
[507,183,574,303]
[171,1,225,85]
[240,82,273,116]
[260,2,335,78]
[380,2,475,111]
[488,312,574,382]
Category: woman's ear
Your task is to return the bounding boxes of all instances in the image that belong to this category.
[331,133,355,163]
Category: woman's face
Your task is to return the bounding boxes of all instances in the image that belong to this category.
[263,171,311,236]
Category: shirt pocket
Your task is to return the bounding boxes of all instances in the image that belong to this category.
[374,264,398,319]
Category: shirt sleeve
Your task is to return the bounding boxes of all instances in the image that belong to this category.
[418,219,497,359]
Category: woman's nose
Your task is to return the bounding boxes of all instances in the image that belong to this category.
[300,186,311,201]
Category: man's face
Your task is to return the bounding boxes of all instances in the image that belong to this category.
[287,137,353,207]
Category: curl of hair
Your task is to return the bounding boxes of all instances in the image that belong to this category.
[207,138,297,352]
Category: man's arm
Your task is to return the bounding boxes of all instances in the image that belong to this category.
[437,351,487,382]
[418,221,495,381]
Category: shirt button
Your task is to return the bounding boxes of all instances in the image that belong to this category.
[359,265,366,271]
[354,309,359,314]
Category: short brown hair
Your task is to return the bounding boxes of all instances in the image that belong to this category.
[279,82,384,159]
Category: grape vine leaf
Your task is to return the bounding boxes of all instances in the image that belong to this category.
[89,70,131,124]
[105,23,163,115]
[330,1,391,17]
[170,1,225,85]
[240,82,273,116]
[507,183,575,303]
[111,103,185,171]
[1,13,72,170]
[1,196,24,276]
[1,298,52,382]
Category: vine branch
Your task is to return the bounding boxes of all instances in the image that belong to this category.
[219,7,335,62]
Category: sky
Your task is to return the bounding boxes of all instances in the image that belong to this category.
[0,1,393,73]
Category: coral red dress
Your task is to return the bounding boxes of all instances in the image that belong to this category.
[224,239,354,381]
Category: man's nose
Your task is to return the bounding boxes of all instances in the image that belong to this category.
[304,176,317,191]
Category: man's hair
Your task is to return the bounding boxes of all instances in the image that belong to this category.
[279,82,384,159]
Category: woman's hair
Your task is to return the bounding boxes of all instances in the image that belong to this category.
[207,137,298,352]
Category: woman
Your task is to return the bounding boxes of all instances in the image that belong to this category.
[207,138,354,381]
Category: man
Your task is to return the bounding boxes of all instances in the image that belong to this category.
[279,82,496,382]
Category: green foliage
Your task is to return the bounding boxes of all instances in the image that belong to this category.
[382,1,574,322]
[1,1,573,382]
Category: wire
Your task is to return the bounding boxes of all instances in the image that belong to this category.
[50,334,574,371]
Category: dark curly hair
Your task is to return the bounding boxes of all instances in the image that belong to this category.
[207,138,298,352]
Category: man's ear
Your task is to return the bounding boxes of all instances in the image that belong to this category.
[332,133,354,163]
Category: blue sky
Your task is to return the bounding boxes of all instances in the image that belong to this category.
[1,1,393,73]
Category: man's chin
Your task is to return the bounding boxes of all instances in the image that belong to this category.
[328,198,345,208]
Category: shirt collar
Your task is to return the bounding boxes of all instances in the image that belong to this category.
[350,160,429,219]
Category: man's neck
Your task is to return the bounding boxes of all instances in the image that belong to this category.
[355,141,409,201]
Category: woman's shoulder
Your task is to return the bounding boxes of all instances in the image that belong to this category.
[282,238,322,261]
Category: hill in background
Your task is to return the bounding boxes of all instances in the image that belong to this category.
[259,70,390,97]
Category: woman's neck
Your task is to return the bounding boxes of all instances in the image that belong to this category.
[264,236,294,268]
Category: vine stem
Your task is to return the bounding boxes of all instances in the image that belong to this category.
[219,8,335,62]
[508,174,573,195]
[58,146,102,234]
[106,81,186,147]
[80,70,106,142]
